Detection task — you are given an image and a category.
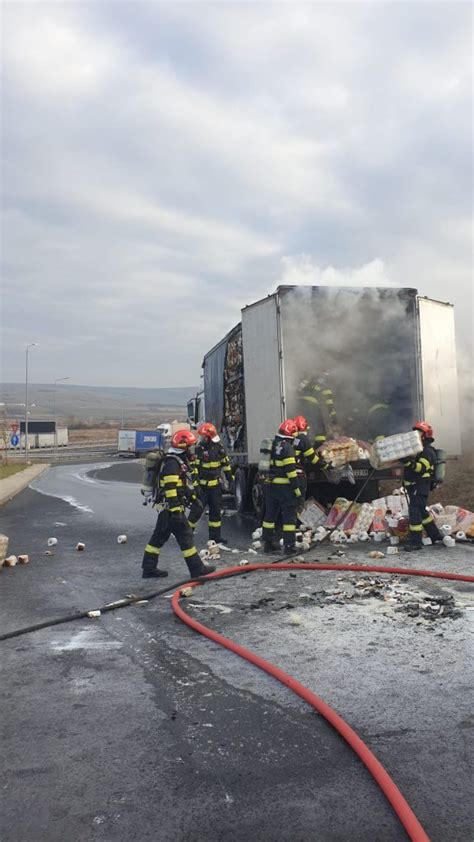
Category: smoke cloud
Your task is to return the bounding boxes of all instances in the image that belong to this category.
[280,256,396,289]
[280,285,418,442]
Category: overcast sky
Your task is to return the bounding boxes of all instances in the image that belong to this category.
[1,2,472,388]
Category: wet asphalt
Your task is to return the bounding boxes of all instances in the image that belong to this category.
[1,461,473,841]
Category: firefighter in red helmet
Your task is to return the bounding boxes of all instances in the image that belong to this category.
[402,421,443,552]
[293,415,321,469]
[141,429,215,578]
[293,415,322,504]
[188,422,234,543]
[262,419,301,553]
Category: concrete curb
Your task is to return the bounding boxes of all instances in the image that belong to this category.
[0,464,50,507]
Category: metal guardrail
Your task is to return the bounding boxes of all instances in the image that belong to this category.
[3,443,118,463]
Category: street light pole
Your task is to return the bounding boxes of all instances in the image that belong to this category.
[53,377,69,459]
[25,343,38,462]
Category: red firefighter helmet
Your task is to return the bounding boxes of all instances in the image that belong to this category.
[279,419,298,437]
[293,415,309,432]
[197,422,218,439]
[171,429,198,449]
[413,421,434,440]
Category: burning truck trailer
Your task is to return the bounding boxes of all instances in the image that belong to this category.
[187,286,461,515]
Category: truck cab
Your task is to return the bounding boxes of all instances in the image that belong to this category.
[156,421,192,451]
[187,389,205,429]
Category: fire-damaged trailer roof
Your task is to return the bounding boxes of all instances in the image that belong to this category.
[241,285,419,311]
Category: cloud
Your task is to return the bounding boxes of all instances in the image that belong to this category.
[1,2,472,388]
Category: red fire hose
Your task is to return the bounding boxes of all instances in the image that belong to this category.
[172,562,474,842]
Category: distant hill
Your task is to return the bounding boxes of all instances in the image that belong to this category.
[0,383,197,424]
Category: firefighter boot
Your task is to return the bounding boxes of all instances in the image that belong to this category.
[424,520,443,544]
[142,551,168,578]
[263,540,279,553]
[403,536,423,553]
[186,557,216,578]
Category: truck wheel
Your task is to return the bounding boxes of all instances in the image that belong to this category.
[234,468,249,513]
[251,477,264,520]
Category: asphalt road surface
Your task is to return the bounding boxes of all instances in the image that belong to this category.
[1,461,473,842]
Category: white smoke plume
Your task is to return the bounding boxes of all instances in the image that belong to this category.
[278,284,418,442]
[280,256,395,289]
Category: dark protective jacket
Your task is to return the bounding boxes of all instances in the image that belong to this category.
[298,376,336,443]
[293,431,320,470]
[267,435,299,491]
[159,453,195,512]
[194,439,233,488]
[403,443,437,493]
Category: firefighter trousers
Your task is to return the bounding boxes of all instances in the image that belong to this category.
[262,484,297,550]
[188,485,223,541]
[406,485,442,546]
[143,509,201,574]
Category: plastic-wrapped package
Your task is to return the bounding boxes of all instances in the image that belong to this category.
[326,498,351,529]
[0,534,9,567]
[370,430,423,468]
[320,437,360,468]
[297,498,327,529]
[339,503,361,534]
[444,506,474,530]
[431,509,458,531]
[371,505,388,533]
[353,503,375,534]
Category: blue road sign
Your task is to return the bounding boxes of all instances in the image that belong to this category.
[10,435,19,447]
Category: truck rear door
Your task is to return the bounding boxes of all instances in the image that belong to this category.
[417,297,461,454]
[118,430,136,452]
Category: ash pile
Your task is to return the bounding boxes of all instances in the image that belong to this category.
[247,575,463,625]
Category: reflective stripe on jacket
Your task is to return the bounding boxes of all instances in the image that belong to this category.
[268,435,299,490]
[159,455,191,512]
[294,431,320,469]
[195,440,233,487]
[403,444,436,491]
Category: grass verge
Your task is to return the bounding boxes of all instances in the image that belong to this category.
[0,464,28,480]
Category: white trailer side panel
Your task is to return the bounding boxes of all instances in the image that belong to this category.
[56,428,69,446]
[242,296,282,463]
[418,298,461,455]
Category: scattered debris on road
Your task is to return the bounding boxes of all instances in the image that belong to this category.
[190,575,465,627]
